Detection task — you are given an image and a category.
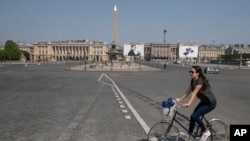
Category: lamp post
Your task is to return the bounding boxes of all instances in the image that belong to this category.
[129,56,131,70]
[120,57,123,70]
[111,56,113,71]
[67,52,70,69]
[217,53,221,68]
[84,51,87,71]
[138,55,141,71]
[239,52,242,69]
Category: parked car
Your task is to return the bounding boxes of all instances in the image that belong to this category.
[204,67,220,74]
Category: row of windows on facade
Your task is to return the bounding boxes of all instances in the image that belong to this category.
[35,45,105,52]
[38,51,104,55]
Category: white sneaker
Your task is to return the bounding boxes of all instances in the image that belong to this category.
[200,130,211,141]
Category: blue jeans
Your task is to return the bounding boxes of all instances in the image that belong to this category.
[189,101,217,134]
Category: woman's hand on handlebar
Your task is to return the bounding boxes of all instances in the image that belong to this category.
[175,98,190,108]
[175,98,181,103]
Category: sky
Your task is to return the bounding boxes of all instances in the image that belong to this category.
[0,0,250,45]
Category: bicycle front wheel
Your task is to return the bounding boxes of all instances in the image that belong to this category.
[147,121,179,141]
[208,119,229,141]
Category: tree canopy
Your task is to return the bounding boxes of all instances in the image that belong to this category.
[2,40,21,60]
[0,50,6,60]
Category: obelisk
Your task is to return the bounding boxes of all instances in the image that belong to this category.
[113,4,118,44]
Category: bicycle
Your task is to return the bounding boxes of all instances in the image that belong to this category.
[147,101,229,141]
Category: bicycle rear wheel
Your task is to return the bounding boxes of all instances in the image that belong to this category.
[147,121,179,141]
[208,119,229,141]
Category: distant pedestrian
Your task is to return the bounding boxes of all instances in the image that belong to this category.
[164,64,166,69]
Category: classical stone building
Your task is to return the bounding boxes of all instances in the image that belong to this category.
[198,44,226,63]
[225,44,250,54]
[32,40,109,62]
[17,43,34,62]
[144,43,178,61]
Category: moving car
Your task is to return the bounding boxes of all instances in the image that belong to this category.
[204,67,220,74]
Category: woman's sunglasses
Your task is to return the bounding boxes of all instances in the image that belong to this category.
[189,71,195,74]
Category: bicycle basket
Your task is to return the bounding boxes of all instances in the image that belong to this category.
[163,105,176,118]
[162,97,176,118]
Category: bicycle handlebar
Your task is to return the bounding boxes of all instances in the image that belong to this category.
[174,101,189,109]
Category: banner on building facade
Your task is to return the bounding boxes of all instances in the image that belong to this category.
[123,43,144,57]
[178,45,198,58]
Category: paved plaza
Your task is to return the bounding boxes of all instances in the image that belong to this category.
[0,62,249,141]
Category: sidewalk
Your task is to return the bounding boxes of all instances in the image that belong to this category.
[70,63,160,71]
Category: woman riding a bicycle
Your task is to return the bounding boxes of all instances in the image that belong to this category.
[176,65,217,141]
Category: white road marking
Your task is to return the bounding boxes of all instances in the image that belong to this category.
[98,73,150,134]
[125,115,132,119]
[120,105,125,108]
[122,109,128,113]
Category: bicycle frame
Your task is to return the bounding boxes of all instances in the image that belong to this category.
[165,109,210,139]
[148,105,228,141]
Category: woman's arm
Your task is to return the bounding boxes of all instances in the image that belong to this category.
[176,85,192,102]
[182,84,202,107]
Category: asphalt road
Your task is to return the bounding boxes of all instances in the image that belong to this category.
[0,63,249,141]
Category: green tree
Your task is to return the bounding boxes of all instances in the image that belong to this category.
[0,50,6,61]
[4,40,21,60]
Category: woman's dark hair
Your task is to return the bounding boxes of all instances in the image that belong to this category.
[192,65,209,90]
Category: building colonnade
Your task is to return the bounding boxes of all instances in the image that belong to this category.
[32,40,109,62]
